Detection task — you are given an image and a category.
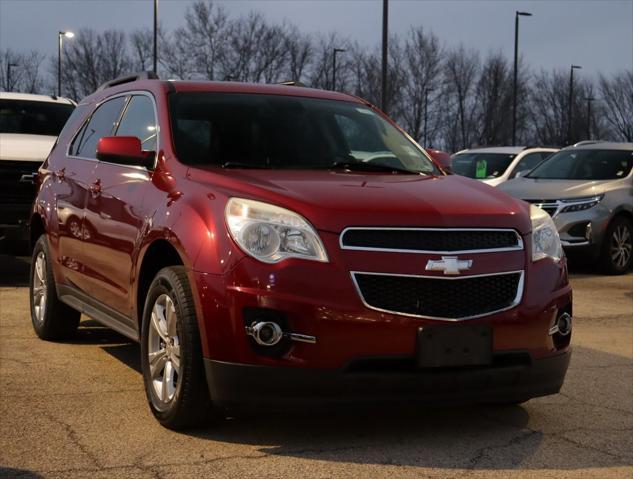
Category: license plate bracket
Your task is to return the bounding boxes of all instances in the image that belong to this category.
[417,324,492,368]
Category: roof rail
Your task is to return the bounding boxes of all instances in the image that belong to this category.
[278,80,306,87]
[572,140,605,147]
[96,71,159,92]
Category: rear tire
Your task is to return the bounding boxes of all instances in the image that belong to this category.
[140,266,213,430]
[599,216,632,275]
[29,235,80,340]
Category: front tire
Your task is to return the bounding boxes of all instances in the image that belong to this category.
[29,235,81,340]
[599,216,632,275]
[140,266,212,430]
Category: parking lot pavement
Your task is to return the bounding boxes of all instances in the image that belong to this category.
[0,255,631,479]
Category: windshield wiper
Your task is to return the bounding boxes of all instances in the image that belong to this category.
[221,161,271,169]
[327,161,422,175]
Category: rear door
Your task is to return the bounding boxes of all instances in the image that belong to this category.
[56,96,126,291]
[82,93,157,317]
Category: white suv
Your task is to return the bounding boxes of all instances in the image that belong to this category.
[451,146,558,186]
[0,92,75,253]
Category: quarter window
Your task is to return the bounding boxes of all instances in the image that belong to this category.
[115,95,157,151]
[74,96,126,159]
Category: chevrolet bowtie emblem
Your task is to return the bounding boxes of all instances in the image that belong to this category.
[425,256,473,275]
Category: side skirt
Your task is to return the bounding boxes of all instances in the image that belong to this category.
[57,283,139,341]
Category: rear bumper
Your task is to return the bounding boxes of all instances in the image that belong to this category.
[204,350,571,409]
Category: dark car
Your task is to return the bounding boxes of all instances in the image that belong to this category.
[29,73,572,429]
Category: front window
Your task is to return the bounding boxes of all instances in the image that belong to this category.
[528,149,633,180]
[0,99,75,136]
[168,92,438,174]
[451,153,517,179]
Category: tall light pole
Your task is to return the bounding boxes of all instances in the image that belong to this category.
[381,0,389,113]
[424,87,433,146]
[153,0,158,74]
[585,96,595,140]
[58,31,74,97]
[332,48,345,91]
[567,64,582,145]
[512,11,532,146]
[6,62,18,92]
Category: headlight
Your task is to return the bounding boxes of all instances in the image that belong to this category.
[225,198,328,263]
[530,204,563,262]
[559,194,604,213]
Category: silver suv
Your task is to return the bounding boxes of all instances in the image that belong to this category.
[499,142,633,274]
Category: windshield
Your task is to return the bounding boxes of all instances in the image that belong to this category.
[0,99,75,136]
[451,152,516,179]
[169,92,438,174]
[528,149,633,180]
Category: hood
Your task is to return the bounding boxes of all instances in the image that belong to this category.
[499,176,607,201]
[189,168,532,234]
[0,133,57,162]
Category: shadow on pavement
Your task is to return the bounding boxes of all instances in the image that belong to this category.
[0,468,43,479]
[0,254,30,287]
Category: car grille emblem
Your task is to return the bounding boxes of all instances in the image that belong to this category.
[425,256,473,275]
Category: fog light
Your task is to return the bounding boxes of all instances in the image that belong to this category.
[549,312,572,336]
[247,321,284,346]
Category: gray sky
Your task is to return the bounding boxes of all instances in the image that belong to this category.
[1,0,631,78]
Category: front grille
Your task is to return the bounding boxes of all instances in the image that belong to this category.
[341,228,521,253]
[0,160,41,204]
[353,271,523,320]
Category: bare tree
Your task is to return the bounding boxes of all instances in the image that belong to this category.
[474,51,513,145]
[284,27,313,83]
[599,71,633,141]
[1,49,46,93]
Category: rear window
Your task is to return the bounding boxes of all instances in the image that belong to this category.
[528,149,633,180]
[451,153,516,179]
[0,99,75,136]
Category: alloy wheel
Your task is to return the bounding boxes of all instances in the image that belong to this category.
[148,294,181,404]
[32,251,47,324]
[610,224,632,269]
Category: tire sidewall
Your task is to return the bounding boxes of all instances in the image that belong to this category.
[140,270,187,421]
[29,236,54,337]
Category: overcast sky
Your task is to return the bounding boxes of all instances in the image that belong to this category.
[1,0,631,79]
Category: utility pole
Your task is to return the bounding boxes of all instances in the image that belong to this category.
[381,0,389,113]
[58,31,74,97]
[332,48,345,91]
[153,0,158,74]
[512,11,532,146]
[567,65,582,145]
[424,87,433,146]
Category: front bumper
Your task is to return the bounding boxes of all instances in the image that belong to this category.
[204,350,571,408]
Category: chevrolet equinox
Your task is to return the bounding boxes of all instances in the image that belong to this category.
[29,73,572,429]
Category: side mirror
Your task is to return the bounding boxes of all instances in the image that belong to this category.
[96,136,155,169]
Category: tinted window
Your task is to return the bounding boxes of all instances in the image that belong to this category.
[510,152,547,178]
[169,92,437,174]
[528,149,633,180]
[0,99,75,136]
[115,95,157,151]
[452,153,516,179]
[75,96,126,159]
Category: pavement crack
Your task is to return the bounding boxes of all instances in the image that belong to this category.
[467,429,540,470]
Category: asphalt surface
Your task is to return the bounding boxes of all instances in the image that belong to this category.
[1,254,631,479]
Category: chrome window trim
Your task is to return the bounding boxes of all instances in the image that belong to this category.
[350,269,525,322]
[339,227,524,254]
[65,90,159,171]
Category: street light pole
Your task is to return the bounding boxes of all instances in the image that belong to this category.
[381,0,389,113]
[424,87,433,146]
[567,64,582,145]
[153,0,158,74]
[512,11,532,146]
[585,97,595,140]
[58,31,74,97]
[6,62,18,92]
[332,48,345,91]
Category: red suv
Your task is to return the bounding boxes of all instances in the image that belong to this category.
[29,73,572,429]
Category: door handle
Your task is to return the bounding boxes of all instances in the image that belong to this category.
[20,172,38,184]
[90,179,102,195]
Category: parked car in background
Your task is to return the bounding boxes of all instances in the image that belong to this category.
[499,142,633,274]
[29,73,572,429]
[451,146,558,186]
[425,148,452,173]
[0,92,75,253]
